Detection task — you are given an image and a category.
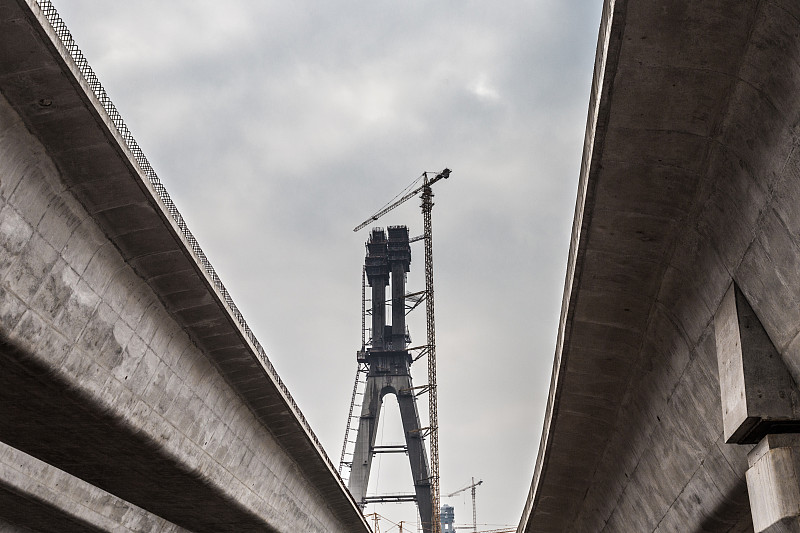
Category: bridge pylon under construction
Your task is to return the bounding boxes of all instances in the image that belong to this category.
[347,226,433,532]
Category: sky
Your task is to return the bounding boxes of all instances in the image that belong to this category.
[51,1,603,530]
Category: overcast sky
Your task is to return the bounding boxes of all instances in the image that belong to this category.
[51,1,602,530]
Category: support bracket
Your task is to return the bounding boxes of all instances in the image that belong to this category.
[713,283,800,444]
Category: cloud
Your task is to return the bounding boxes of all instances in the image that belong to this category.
[469,73,501,102]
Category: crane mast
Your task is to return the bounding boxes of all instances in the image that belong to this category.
[421,177,440,533]
[470,478,478,533]
[351,168,450,533]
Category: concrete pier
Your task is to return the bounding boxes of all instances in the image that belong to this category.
[349,226,433,532]
[747,435,800,533]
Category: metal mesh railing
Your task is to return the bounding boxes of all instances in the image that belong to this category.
[34,0,339,479]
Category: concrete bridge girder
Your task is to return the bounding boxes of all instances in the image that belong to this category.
[0,0,369,531]
[520,0,800,531]
[0,440,190,532]
[0,74,335,532]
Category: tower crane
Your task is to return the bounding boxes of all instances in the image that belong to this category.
[443,478,483,533]
[353,168,451,533]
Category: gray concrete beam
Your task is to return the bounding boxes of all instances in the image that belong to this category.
[0,441,188,533]
[0,0,369,531]
[520,0,800,531]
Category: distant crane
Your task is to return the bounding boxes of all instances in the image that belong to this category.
[353,168,451,533]
[443,478,483,533]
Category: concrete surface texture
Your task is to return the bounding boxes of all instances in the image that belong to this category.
[0,0,369,531]
[520,0,800,531]
[714,284,800,445]
[746,435,800,533]
[0,440,189,532]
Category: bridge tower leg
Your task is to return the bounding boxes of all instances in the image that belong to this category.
[348,226,433,533]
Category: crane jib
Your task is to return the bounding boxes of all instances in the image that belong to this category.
[352,168,451,232]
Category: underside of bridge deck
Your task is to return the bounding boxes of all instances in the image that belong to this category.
[0,336,267,531]
[0,1,369,531]
[521,0,800,531]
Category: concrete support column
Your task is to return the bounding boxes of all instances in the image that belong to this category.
[348,378,383,507]
[365,229,389,350]
[398,387,432,527]
[715,283,800,532]
[391,261,406,351]
[371,280,387,349]
[746,434,800,532]
[387,225,411,352]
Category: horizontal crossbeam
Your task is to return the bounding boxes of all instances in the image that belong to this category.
[363,494,417,504]
[371,445,408,454]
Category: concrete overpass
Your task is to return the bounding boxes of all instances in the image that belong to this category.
[520,0,800,531]
[0,0,370,531]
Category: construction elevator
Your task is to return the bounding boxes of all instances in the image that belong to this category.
[347,226,434,532]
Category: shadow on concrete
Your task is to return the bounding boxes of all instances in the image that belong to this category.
[698,477,754,533]
[0,484,104,533]
[0,335,276,533]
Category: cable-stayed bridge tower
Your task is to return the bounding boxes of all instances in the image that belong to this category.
[341,168,450,532]
[346,226,434,532]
